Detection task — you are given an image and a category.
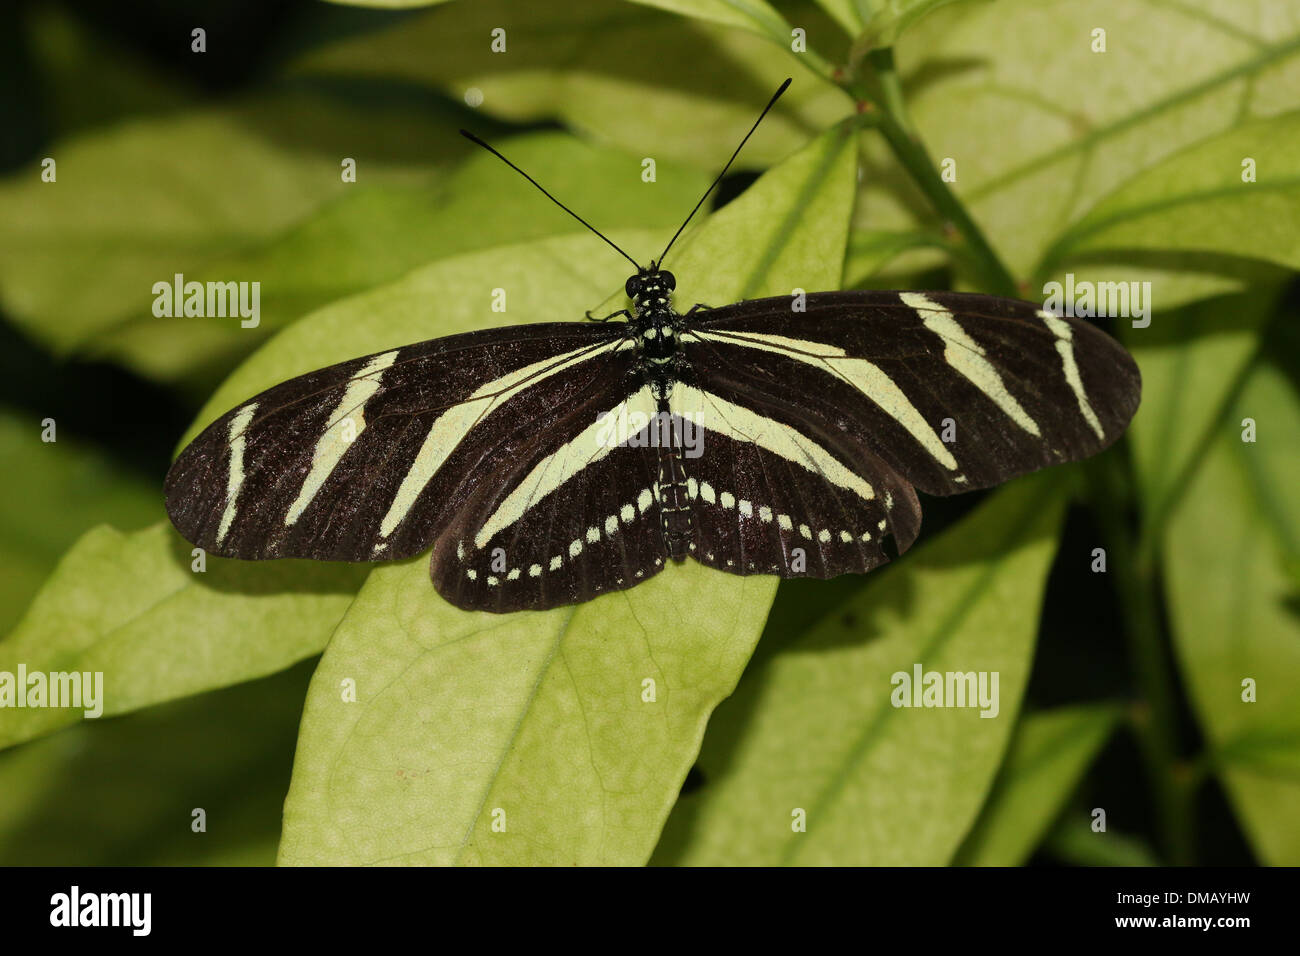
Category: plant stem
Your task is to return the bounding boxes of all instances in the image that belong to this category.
[1086,453,1198,865]
[859,48,1019,297]
[842,37,1199,863]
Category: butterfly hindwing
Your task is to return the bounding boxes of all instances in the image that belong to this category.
[664,389,922,578]
[687,290,1141,496]
[433,435,669,612]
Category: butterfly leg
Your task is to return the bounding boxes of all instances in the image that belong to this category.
[585,308,632,322]
[683,303,712,317]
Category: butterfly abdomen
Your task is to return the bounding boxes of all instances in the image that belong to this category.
[654,412,694,562]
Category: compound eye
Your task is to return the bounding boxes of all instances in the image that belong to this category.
[660,271,676,291]
[625,275,642,298]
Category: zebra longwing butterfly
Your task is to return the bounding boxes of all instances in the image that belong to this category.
[165,79,1141,614]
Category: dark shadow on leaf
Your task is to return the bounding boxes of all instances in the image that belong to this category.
[285,0,837,148]
[1277,555,1300,621]
[902,56,995,102]
[233,75,490,168]
[165,526,370,597]
[679,763,706,797]
[0,316,191,483]
[0,659,315,865]
[1259,277,1300,396]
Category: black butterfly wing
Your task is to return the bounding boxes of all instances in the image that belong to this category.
[686,290,1140,496]
[677,290,1139,578]
[666,384,921,580]
[167,289,1142,609]
[432,435,670,612]
[164,322,636,569]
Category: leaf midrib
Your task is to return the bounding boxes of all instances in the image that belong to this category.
[451,607,577,865]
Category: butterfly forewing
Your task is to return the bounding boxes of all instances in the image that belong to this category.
[687,291,1141,497]
[164,323,632,563]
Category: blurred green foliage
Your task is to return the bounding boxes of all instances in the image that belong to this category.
[0,0,1295,866]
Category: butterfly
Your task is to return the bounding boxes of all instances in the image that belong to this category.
[165,79,1141,613]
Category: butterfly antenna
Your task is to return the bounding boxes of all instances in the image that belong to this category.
[459,129,643,271]
[656,77,792,268]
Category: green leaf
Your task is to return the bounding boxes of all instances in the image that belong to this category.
[810,0,864,36]
[0,409,156,633]
[632,0,960,52]
[1037,257,1288,315]
[292,0,853,168]
[24,4,194,137]
[856,0,1300,303]
[626,0,790,42]
[1044,813,1161,866]
[0,523,365,751]
[669,119,861,301]
[954,704,1122,866]
[81,134,711,385]
[652,475,1066,866]
[1163,362,1300,864]
[1040,111,1300,275]
[277,125,858,865]
[0,85,466,371]
[323,0,453,8]
[843,228,949,286]
[1125,288,1277,531]
[278,559,775,865]
[859,0,970,48]
[0,662,312,866]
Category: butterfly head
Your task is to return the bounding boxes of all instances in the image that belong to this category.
[626,266,676,313]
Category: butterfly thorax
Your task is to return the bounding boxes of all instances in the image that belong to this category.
[633,306,679,359]
[629,274,682,357]
[626,268,688,396]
